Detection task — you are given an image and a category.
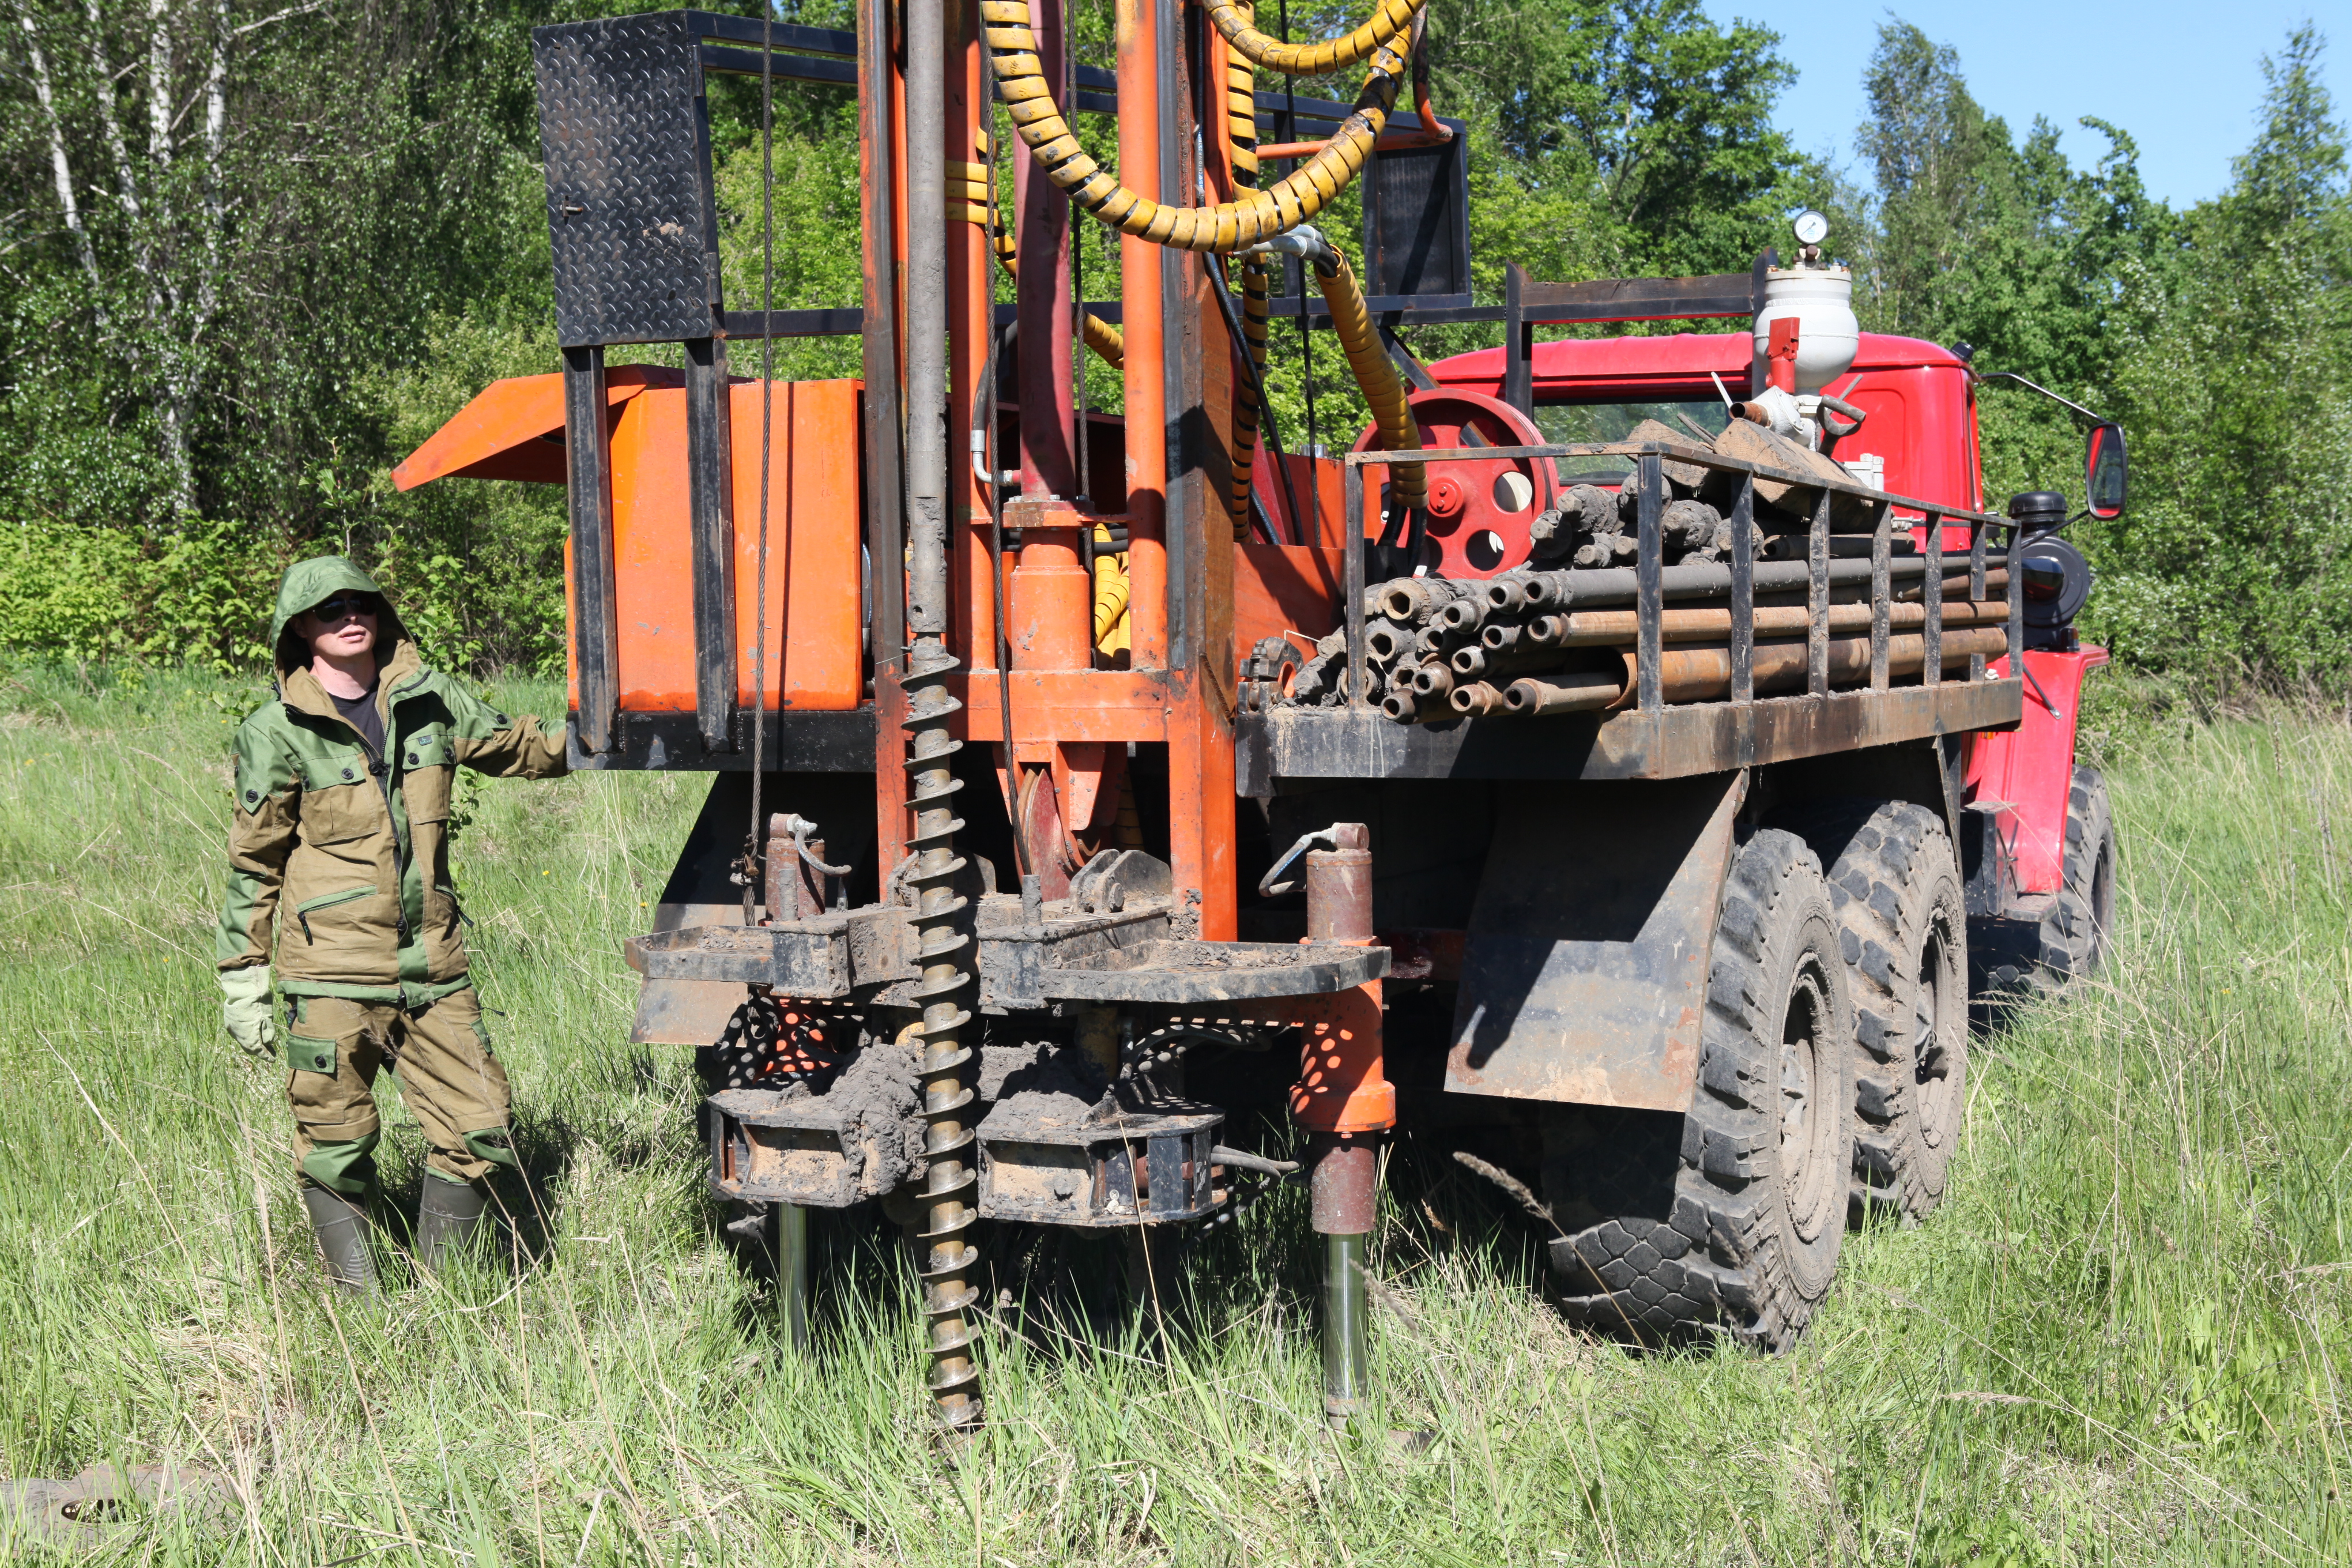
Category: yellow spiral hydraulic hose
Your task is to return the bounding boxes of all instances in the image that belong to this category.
[1205,0,1426,76]
[1224,1,1260,178]
[985,0,1404,252]
[1091,522,1130,655]
[1305,240,1426,510]
[958,138,1125,368]
[1228,255,1272,539]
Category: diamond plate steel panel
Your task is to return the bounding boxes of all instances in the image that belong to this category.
[535,13,718,346]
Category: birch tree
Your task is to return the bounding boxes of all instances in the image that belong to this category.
[2,0,542,533]
[8,0,333,517]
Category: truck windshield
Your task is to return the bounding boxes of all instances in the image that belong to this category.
[1534,399,1731,483]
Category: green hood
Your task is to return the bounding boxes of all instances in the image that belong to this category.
[270,556,412,680]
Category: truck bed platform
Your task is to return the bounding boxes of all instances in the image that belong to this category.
[1239,676,2022,787]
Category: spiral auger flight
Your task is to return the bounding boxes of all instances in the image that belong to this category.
[901,639,984,1429]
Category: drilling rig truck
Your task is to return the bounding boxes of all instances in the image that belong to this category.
[393,0,2126,1428]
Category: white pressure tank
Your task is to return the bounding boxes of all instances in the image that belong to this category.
[1751,213,1859,395]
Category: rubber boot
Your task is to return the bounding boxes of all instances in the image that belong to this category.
[299,1185,377,1294]
[415,1176,491,1275]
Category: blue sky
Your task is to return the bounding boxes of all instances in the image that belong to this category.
[1717,3,2350,209]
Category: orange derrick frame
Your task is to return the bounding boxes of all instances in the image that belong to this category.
[393,0,1377,944]
[397,382,1358,929]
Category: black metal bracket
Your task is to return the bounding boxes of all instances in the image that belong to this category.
[1499,250,1776,415]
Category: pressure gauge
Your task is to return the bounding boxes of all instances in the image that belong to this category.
[1792,209,1830,246]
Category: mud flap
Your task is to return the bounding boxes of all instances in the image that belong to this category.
[1446,771,1745,1111]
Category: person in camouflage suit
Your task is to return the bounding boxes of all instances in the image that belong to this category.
[217,557,568,1291]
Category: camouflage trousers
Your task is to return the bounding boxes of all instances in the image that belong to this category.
[284,986,517,1193]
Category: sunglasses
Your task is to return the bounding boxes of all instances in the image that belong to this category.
[310,594,379,625]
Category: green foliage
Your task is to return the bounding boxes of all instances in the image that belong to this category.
[1848,19,2352,694]
[1430,0,1822,278]
[357,295,571,675]
[0,515,280,669]
[2076,28,2352,689]
[711,81,866,385]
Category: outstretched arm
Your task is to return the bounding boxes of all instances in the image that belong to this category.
[447,690,569,781]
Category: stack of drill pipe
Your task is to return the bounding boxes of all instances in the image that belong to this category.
[1360,559,2012,723]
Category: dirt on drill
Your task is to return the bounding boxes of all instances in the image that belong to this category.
[982,1044,1114,1134]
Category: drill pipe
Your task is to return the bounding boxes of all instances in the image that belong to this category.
[1449,680,1508,716]
[1362,618,1416,664]
[903,0,981,1432]
[1502,671,1621,716]
[1480,555,1965,613]
[1896,568,2010,602]
[1375,569,2006,639]
[1381,688,1453,723]
[1377,576,1479,623]
[1451,626,2011,723]
[1367,567,2007,654]
[1449,644,1559,680]
[1479,621,1526,653]
[1550,598,2010,646]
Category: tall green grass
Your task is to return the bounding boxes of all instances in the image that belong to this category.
[1,662,2346,1563]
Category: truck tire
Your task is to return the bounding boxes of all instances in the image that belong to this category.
[1980,766,2117,997]
[1542,829,1855,1351]
[2048,767,2117,979]
[1790,801,1969,1222]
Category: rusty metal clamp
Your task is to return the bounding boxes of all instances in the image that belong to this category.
[778,813,853,877]
[1259,827,1341,898]
[1816,393,1866,439]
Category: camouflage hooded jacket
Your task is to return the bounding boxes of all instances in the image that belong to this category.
[215,557,567,1001]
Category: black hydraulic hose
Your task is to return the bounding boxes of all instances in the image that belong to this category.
[1206,251,1305,546]
[979,52,1027,878]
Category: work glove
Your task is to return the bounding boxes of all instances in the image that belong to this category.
[220,964,277,1057]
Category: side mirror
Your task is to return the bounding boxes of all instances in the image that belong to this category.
[2086,421,2127,519]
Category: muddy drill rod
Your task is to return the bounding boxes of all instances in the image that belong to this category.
[1294,824,1394,1420]
[903,0,983,1433]
[776,1199,809,1349]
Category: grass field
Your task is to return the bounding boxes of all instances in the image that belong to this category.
[2,662,2348,1565]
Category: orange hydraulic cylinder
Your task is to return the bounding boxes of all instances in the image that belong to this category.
[1115,0,1165,670]
[1015,0,1076,500]
[949,0,994,670]
[1289,826,1394,1138]
[1005,497,1093,670]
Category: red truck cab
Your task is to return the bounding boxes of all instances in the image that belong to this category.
[1429,329,2112,986]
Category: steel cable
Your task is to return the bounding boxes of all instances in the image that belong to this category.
[743,9,778,919]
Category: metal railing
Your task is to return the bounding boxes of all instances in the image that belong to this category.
[1336,439,2022,718]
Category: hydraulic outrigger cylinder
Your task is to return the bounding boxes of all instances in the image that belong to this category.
[1293,824,1393,1419]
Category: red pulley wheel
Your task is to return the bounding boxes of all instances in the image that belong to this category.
[1352,389,1558,579]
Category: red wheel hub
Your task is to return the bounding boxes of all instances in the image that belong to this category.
[1352,389,1558,578]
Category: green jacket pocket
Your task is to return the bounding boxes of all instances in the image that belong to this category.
[299,775,381,845]
[287,1034,340,1076]
[294,884,375,944]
